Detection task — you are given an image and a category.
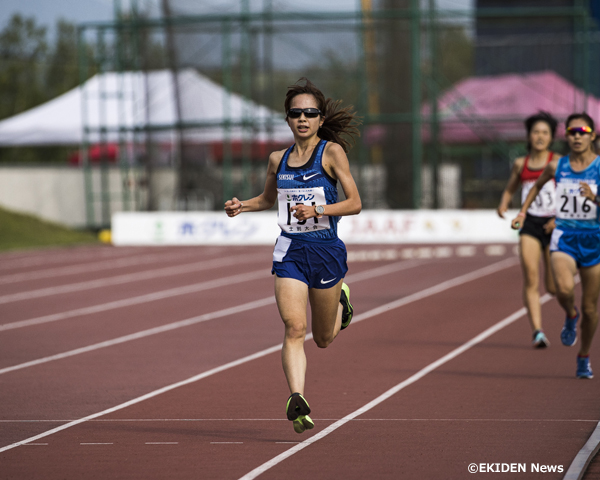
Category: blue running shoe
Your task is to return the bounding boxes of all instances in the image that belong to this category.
[576,356,593,379]
[561,308,579,347]
[532,330,550,349]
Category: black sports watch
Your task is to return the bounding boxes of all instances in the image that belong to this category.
[315,205,325,216]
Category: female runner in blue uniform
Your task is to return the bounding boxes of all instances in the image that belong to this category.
[224,78,362,431]
[512,113,600,378]
[498,112,559,348]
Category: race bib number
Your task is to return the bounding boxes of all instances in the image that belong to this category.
[556,181,598,220]
[522,180,555,217]
[277,187,331,233]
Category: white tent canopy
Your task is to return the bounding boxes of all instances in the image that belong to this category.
[0,69,293,146]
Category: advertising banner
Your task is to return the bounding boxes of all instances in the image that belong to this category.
[112,210,520,246]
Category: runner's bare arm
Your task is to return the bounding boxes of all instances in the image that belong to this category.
[224,151,283,217]
[511,159,557,229]
[497,157,524,218]
[291,143,362,221]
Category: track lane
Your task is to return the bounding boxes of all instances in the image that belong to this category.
[0,256,524,471]
[3,261,590,480]
[0,257,501,373]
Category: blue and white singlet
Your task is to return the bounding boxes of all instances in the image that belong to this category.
[554,155,600,231]
[276,139,339,243]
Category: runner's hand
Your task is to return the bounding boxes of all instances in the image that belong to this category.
[579,182,595,201]
[543,217,555,235]
[224,197,243,217]
[511,214,524,230]
[497,204,508,219]
[290,204,315,221]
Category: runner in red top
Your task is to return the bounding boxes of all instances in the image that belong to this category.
[498,111,560,348]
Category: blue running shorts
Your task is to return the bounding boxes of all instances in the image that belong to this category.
[271,236,348,289]
[550,228,600,268]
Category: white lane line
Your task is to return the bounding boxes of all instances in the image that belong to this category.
[0,258,517,453]
[0,296,276,375]
[0,269,269,332]
[0,250,222,285]
[2,418,597,423]
[238,292,549,480]
[0,345,284,453]
[0,248,133,271]
[0,260,427,372]
[146,442,179,445]
[23,443,48,446]
[0,258,422,333]
[350,257,518,327]
[210,442,243,444]
[564,420,600,480]
[0,254,265,305]
[80,443,113,445]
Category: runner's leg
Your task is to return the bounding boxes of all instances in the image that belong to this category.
[578,263,600,356]
[551,251,578,318]
[520,234,543,331]
[275,276,309,394]
[309,279,344,348]
[542,245,557,295]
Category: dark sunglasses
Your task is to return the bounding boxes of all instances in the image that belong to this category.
[287,108,322,119]
[566,126,593,136]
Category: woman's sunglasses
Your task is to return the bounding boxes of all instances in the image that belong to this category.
[287,108,322,119]
[566,126,593,136]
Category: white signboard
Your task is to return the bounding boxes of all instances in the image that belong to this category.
[112,210,520,246]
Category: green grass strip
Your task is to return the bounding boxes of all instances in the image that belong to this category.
[0,207,98,251]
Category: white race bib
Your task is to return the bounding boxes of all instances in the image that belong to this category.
[522,179,556,217]
[277,187,331,234]
[556,181,598,220]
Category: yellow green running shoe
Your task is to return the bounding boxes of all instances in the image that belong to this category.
[340,283,354,330]
[286,393,314,433]
[293,415,315,434]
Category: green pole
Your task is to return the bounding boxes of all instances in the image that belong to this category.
[97,28,111,227]
[428,0,439,209]
[410,0,422,209]
[357,0,375,200]
[114,0,132,212]
[241,0,252,200]
[222,20,233,204]
[583,2,590,111]
[78,26,95,227]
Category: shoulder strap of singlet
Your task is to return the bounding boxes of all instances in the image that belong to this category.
[314,139,327,165]
[520,154,530,177]
[275,144,295,175]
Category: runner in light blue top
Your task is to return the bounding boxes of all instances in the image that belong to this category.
[512,112,600,379]
[225,78,362,431]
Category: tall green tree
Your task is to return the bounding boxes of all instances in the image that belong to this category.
[45,19,80,100]
[0,14,47,120]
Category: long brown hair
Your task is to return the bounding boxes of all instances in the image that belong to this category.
[284,78,361,153]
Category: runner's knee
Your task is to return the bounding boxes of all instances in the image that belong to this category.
[313,333,334,349]
[284,320,306,340]
[554,282,574,300]
[581,304,598,323]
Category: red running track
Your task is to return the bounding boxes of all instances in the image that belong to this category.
[0,244,599,479]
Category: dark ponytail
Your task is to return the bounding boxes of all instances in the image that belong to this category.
[285,78,361,153]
